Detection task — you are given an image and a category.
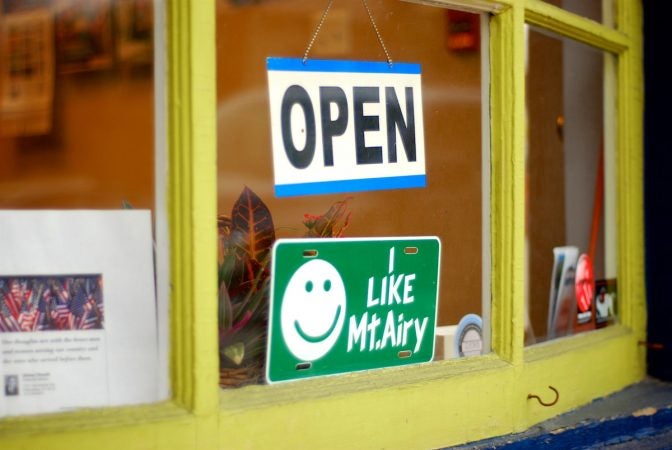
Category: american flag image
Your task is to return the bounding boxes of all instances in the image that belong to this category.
[50,302,72,329]
[0,275,104,333]
[0,308,20,333]
[1,280,21,319]
[18,308,40,332]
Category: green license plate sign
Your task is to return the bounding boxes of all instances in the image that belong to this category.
[266,237,440,383]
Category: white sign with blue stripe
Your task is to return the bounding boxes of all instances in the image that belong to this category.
[267,58,426,198]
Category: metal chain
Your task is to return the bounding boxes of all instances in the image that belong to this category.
[361,0,393,66]
[302,0,393,67]
[303,0,335,64]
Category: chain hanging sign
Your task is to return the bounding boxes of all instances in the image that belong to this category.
[267,57,426,197]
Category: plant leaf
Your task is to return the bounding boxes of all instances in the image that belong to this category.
[217,214,232,267]
[223,342,245,366]
[303,197,353,237]
[225,187,276,301]
[230,186,276,262]
[219,323,266,368]
[218,281,233,332]
[231,278,269,327]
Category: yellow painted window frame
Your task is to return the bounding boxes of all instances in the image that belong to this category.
[0,0,644,449]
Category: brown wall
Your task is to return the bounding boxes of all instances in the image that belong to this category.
[217,0,483,326]
[0,72,154,209]
[525,30,565,341]
[0,0,482,327]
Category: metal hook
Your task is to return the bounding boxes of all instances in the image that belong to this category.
[528,385,559,407]
[638,341,665,350]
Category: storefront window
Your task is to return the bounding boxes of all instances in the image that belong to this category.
[0,0,648,447]
[525,26,617,345]
[0,0,167,418]
[217,0,488,387]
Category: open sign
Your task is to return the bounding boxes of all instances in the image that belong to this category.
[267,58,426,198]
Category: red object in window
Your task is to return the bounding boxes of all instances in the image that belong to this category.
[575,254,595,313]
[446,10,480,52]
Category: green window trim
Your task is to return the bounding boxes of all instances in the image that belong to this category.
[0,0,645,448]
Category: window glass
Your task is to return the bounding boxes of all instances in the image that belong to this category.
[0,0,166,417]
[540,0,615,27]
[0,0,155,209]
[217,0,487,387]
[525,26,617,345]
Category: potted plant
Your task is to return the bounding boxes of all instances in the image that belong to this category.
[218,187,351,387]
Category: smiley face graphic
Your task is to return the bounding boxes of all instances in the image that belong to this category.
[280,259,346,362]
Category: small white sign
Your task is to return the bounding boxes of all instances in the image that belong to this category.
[267,58,426,197]
[0,210,160,417]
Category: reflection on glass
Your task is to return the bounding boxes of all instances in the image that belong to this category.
[0,0,164,415]
[525,27,617,346]
[539,0,614,27]
[217,0,486,387]
[0,0,155,209]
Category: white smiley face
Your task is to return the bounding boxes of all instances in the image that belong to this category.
[280,259,346,362]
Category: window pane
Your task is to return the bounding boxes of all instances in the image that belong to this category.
[217,0,487,387]
[0,1,154,208]
[0,0,167,417]
[539,0,615,27]
[525,26,617,345]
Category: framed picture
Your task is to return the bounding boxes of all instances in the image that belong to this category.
[115,0,152,67]
[2,0,50,13]
[54,0,114,74]
[0,8,54,136]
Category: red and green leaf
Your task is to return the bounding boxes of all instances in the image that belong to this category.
[303,197,353,238]
[220,187,275,303]
[229,186,275,263]
[218,187,354,383]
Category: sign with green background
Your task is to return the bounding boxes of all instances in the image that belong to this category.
[266,237,440,383]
